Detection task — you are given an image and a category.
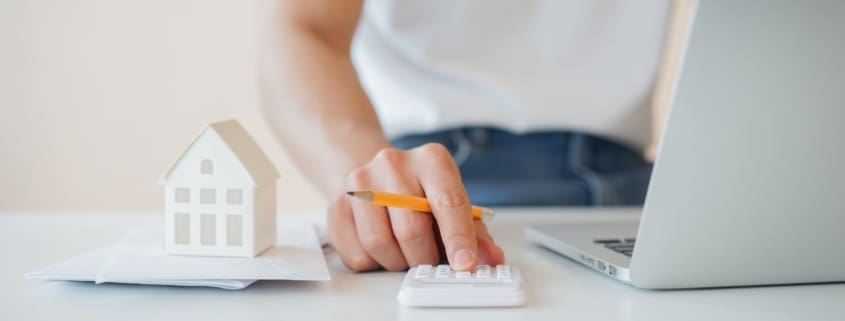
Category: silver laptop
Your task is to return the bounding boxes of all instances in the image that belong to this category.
[526,0,845,289]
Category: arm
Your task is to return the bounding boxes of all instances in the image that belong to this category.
[259,0,504,272]
[259,0,384,196]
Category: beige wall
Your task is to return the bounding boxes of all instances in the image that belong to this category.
[0,0,326,212]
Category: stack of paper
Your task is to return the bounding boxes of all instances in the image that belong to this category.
[26,219,331,290]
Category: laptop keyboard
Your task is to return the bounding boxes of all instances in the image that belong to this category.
[594,238,636,257]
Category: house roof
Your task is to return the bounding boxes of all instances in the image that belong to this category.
[160,119,280,186]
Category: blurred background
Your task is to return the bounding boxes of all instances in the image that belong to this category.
[0,0,326,213]
[0,0,689,214]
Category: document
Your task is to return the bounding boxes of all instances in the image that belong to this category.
[26,219,330,290]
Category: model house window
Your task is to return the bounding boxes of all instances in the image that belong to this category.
[226,189,243,205]
[201,159,214,175]
[175,213,190,245]
[200,189,216,204]
[227,214,243,246]
[175,188,190,203]
[201,214,216,246]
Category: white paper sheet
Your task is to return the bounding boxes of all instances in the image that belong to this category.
[97,224,330,282]
[26,218,330,290]
[25,246,256,289]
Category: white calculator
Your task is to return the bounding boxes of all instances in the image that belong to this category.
[397,264,526,307]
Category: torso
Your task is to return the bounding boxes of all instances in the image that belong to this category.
[352,0,671,150]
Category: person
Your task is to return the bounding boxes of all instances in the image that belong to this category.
[260,0,672,273]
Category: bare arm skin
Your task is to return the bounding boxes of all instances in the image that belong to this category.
[259,0,384,196]
[259,0,504,272]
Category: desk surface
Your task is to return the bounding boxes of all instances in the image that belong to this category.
[2,209,843,321]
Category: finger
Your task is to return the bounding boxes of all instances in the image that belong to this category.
[474,220,505,266]
[327,196,379,272]
[389,206,439,267]
[433,222,447,262]
[371,149,441,267]
[411,143,478,271]
[352,198,407,271]
[347,168,407,271]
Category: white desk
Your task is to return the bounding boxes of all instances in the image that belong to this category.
[2,209,843,321]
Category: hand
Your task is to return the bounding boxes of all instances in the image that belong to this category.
[327,143,505,272]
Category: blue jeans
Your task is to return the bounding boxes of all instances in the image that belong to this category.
[391,127,653,206]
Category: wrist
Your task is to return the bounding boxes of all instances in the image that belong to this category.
[324,126,391,197]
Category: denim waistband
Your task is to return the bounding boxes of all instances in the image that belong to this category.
[393,127,646,168]
[391,127,652,206]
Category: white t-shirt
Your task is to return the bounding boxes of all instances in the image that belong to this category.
[352,0,671,150]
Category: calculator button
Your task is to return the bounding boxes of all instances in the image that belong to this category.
[414,266,431,279]
[455,271,471,279]
[496,265,512,279]
[474,265,491,278]
[435,265,451,278]
[496,265,510,272]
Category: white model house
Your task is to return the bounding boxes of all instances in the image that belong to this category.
[160,119,279,257]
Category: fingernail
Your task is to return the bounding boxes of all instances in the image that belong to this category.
[453,249,475,270]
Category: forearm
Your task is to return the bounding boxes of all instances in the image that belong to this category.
[260,6,388,197]
[256,0,499,274]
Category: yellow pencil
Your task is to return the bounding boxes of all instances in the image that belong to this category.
[347,190,495,221]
